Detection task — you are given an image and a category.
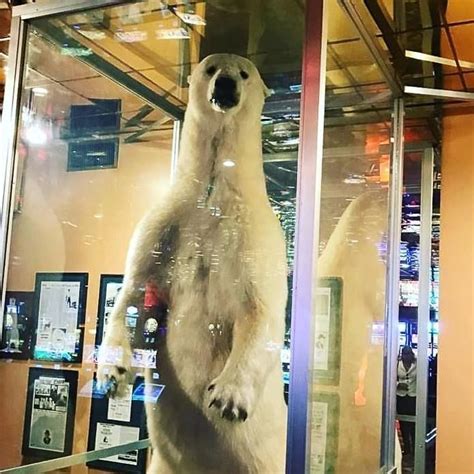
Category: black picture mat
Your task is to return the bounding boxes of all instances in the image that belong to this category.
[0,291,35,360]
[86,373,148,473]
[314,277,343,386]
[95,274,124,347]
[22,367,78,460]
[31,272,88,363]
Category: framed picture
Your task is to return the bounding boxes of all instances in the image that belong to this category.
[313,277,343,386]
[22,367,78,459]
[0,291,35,359]
[31,272,88,363]
[95,274,141,348]
[86,373,157,473]
[310,392,340,474]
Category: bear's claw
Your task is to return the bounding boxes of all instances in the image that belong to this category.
[208,383,250,422]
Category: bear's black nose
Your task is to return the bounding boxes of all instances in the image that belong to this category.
[212,75,239,109]
[215,76,237,93]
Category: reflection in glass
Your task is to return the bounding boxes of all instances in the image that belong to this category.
[309,1,394,472]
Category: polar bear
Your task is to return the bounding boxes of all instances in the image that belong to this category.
[98,54,288,473]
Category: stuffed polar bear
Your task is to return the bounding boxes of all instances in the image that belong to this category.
[98,54,288,473]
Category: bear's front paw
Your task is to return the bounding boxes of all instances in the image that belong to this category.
[97,342,133,399]
[207,374,254,422]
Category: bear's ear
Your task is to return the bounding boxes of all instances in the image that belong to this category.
[262,81,274,99]
[187,74,192,85]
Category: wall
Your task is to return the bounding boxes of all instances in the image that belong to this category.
[437,112,474,474]
[436,1,474,472]
[0,133,172,471]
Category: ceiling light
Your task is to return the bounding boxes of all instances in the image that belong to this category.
[32,87,48,96]
[223,159,235,168]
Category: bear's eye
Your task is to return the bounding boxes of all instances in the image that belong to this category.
[206,65,217,76]
[240,70,249,80]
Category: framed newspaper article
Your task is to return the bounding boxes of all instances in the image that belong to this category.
[22,368,78,459]
[31,272,88,363]
[86,373,157,472]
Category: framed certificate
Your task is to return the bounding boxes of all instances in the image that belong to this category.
[31,272,88,363]
[22,367,78,459]
[313,277,343,385]
[0,291,35,359]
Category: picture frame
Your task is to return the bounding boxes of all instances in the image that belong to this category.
[95,274,125,348]
[0,291,35,359]
[95,274,141,349]
[86,373,153,473]
[22,367,78,459]
[31,272,88,363]
[313,277,343,386]
[310,392,340,473]
[95,274,161,372]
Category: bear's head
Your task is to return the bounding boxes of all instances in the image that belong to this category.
[187,54,271,117]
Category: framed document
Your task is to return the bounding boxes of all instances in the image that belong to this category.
[0,291,35,359]
[313,277,343,385]
[86,373,154,472]
[22,367,78,459]
[310,392,340,474]
[32,272,88,363]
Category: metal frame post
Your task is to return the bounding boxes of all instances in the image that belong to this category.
[381,97,405,472]
[285,0,327,472]
[414,147,434,473]
[0,15,27,339]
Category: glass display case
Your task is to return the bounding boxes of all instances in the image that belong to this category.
[0,0,433,473]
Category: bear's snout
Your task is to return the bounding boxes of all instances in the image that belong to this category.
[211,75,239,111]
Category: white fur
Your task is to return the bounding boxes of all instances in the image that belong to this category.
[98,54,288,473]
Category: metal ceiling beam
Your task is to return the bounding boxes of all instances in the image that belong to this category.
[338,0,402,95]
[34,19,185,121]
[406,50,474,71]
[405,85,474,102]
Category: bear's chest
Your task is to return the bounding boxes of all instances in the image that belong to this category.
[172,182,247,288]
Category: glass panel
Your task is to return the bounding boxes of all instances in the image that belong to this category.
[398,148,439,474]
[398,151,422,471]
[0,0,306,471]
[309,0,394,472]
